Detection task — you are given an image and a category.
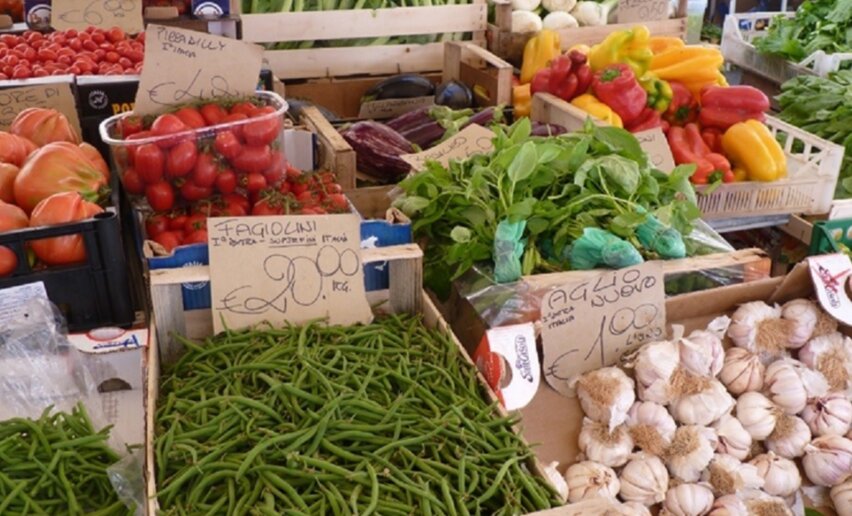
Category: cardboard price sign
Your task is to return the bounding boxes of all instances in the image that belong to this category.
[52,0,144,34]
[808,254,852,326]
[134,25,264,116]
[540,262,665,396]
[0,81,81,135]
[635,128,676,173]
[358,97,435,120]
[401,124,495,172]
[207,214,373,333]
[617,0,669,23]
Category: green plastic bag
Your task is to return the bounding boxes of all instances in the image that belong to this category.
[637,213,687,259]
[570,228,644,270]
[494,219,526,283]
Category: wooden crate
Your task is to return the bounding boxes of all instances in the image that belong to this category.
[142,242,589,515]
[239,1,488,80]
[284,41,513,120]
[299,104,358,191]
[487,0,688,66]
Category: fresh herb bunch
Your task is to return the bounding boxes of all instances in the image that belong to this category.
[776,70,852,198]
[753,0,852,61]
[394,118,701,297]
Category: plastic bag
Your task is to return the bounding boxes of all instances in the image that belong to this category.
[570,228,644,270]
[494,218,526,283]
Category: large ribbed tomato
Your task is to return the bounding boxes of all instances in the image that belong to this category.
[10,107,81,147]
[78,142,110,181]
[14,142,108,213]
[0,132,36,167]
[29,192,103,266]
[0,163,19,203]
[0,200,28,276]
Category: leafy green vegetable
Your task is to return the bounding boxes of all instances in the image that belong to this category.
[393,119,703,297]
[776,70,852,198]
[753,0,852,61]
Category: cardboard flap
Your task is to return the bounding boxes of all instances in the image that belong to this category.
[769,260,816,305]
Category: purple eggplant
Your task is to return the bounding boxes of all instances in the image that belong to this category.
[530,122,568,137]
[461,106,505,129]
[340,121,414,181]
[386,107,433,133]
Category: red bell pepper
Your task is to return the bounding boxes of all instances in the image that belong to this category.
[699,85,769,130]
[701,127,724,153]
[531,50,591,102]
[548,55,579,101]
[591,63,647,125]
[667,123,734,184]
[626,107,663,133]
[531,68,552,97]
[663,81,698,126]
[569,50,593,97]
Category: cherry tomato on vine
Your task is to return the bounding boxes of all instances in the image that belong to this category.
[146,182,175,211]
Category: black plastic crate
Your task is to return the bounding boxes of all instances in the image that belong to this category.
[0,212,135,331]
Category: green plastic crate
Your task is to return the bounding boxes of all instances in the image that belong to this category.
[809,218,852,255]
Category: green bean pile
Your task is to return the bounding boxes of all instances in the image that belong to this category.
[155,315,560,515]
[0,403,128,515]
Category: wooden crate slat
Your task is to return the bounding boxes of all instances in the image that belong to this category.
[241,4,487,43]
[266,42,445,79]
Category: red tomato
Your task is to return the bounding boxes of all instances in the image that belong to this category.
[220,113,247,140]
[184,229,208,245]
[214,131,241,160]
[230,102,258,117]
[242,116,281,147]
[165,140,198,178]
[179,182,213,202]
[183,213,207,233]
[325,183,343,194]
[223,193,250,216]
[297,190,320,205]
[153,231,182,253]
[151,114,190,148]
[215,169,237,194]
[29,192,104,266]
[200,103,228,126]
[262,150,286,186]
[0,200,28,276]
[122,168,145,195]
[0,163,19,203]
[291,181,309,196]
[145,214,169,238]
[107,27,125,43]
[285,165,302,182]
[167,214,188,231]
[252,198,284,216]
[119,115,143,138]
[192,152,218,188]
[175,107,206,129]
[326,193,348,212]
[135,144,165,183]
[233,146,272,175]
[146,182,175,211]
[244,172,267,193]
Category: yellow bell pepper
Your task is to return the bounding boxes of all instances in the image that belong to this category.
[520,29,561,84]
[648,36,685,55]
[571,94,623,128]
[722,120,787,182]
[513,83,532,118]
[588,25,653,77]
[732,168,748,182]
[650,45,722,69]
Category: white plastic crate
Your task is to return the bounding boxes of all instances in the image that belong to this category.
[721,12,852,84]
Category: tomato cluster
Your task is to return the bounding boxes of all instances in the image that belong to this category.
[0,27,144,80]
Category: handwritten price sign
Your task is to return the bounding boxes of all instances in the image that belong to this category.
[540,262,665,396]
[401,124,495,172]
[207,214,373,333]
[52,0,143,34]
[133,25,263,116]
[617,0,669,23]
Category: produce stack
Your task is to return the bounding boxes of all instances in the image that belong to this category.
[547,298,852,514]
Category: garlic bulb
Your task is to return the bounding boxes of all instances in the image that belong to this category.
[619,453,669,506]
[678,329,725,378]
[665,425,715,482]
[564,461,620,503]
[701,454,763,496]
[575,367,635,431]
[764,414,811,458]
[781,299,820,348]
[763,357,829,415]
[799,332,852,392]
[742,491,794,516]
[669,379,734,426]
[712,415,752,461]
[619,502,653,516]
[719,348,765,396]
[708,495,747,516]
[634,340,679,404]
[626,401,676,456]
[735,392,779,440]
[802,434,852,487]
[801,392,852,437]
[578,418,633,467]
[542,461,568,502]
[728,301,791,357]
[830,479,852,516]
[749,452,802,497]
[661,483,714,516]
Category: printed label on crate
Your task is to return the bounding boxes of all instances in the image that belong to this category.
[0,81,81,135]
[808,254,852,325]
[133,25,264,116]
[358,96,435,120]
[52,0,144,34]
[540,262,665,397]
[617,0,668,23]
[207,214,373,333]
[401,124,495,172]
[635,127,676,173]
[0,282,49,329]
[474,323,539,410]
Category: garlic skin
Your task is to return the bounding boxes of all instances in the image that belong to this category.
[634,340,679,404]
[781,299,820,348]
[728,301,790,356]
[799,332,852,392]
[764,414,811,459]
[708,495,747,516]
[669,379,734,426]
[618,453,669,506]
[801,392,852,437]
[830,479,852,516]
[626,401,676,456]
[665,425,716,482]
[678,329,725,378]
[712,414,752,461]
[719,348,765,396]
[564,461,620,503]
[735,392,779,440]
[575,367,635,431]
[749,452,802,497]
[701,453,764,496]
[542,461,568,502]
[763,357,829,415]
[661,483,714,516]
[802,434,852,487]
[619,502,653,516]
[578,418,634,468]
